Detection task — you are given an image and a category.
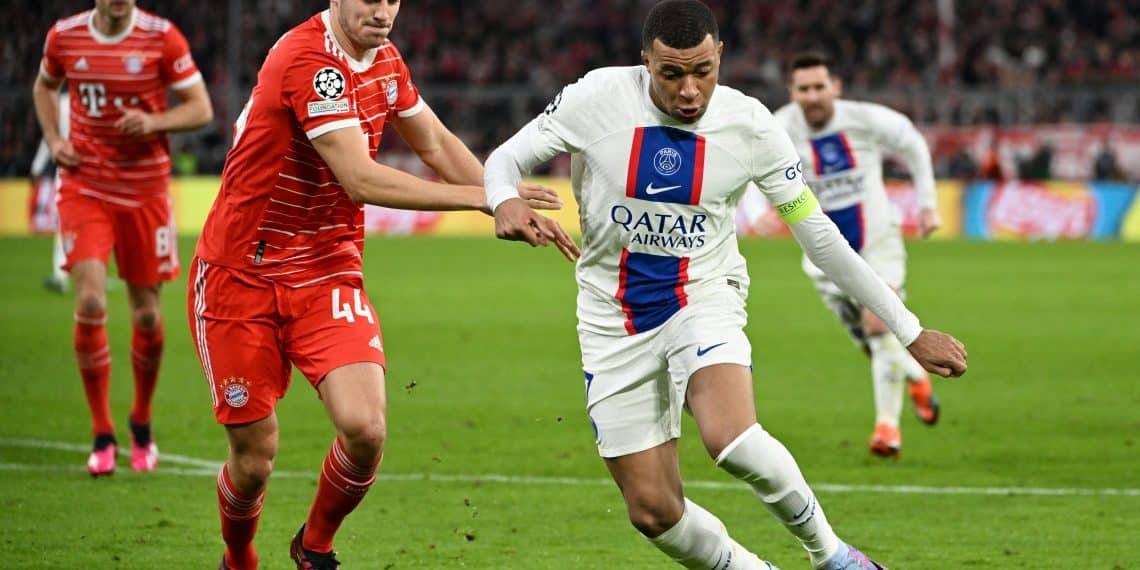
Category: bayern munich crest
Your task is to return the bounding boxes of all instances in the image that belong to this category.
[313,67,346,100]
[385,79,399,105]
[653,147,682,176]
[221,377,251,408]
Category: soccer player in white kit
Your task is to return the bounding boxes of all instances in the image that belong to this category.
[770,52,944,458]
[485,2,967,568]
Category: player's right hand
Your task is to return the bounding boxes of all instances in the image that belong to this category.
[50,139,80,169]
[906,329,967,377]
[494,198,580,262]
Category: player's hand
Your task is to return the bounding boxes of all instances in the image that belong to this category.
[918,208,942,238]
[49,138,80,169]
[494,198,580,262]
[518,182,563,211]
[115,109,158,137]
[906,329,967,377]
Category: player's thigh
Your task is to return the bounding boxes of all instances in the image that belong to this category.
[111,194,179,287]
[582,328,678,459]
[187,259,290,425]
[318,362,387,443]
[57,192,114,275]
[665,287,756,456]
[282,279,387,394]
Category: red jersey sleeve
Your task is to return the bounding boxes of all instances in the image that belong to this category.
[161,24,202,90]
[391,47,424,118]
[281,49,360,140]
[40,24,64,81]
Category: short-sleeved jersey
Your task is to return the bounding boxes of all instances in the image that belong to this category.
[195,11,424,288]
[523,66,805,336]
[774,100,916,253]
[40,8,202,201]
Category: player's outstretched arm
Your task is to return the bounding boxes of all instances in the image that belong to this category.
[392,105,563,212]
[777,189,966,377]
[484,118,580,261]
[312,125,487,211]
[116,81,214,137]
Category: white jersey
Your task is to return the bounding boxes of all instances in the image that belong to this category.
[489,67,804,336]
[773,99,935,256]
[486,67,923,344]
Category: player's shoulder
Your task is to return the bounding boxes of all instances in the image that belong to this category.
[264,14,345,71]
[134,8,173,33]
[571,65,644,94]
[838,99,906,124]
[50,10,92,35]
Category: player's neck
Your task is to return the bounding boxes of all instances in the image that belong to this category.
[92,8,133,38]
[327,10,368,61]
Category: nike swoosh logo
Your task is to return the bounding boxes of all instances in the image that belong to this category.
[645,183,681,195]
[696,342,727,356]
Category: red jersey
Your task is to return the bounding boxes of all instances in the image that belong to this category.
[40,8,201,202]
[195,11,423,288]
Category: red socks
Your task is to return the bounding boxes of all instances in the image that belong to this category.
[129,323,163,426]
[217,465,265,570]
[74,311,113,437]
[303,438,380,553]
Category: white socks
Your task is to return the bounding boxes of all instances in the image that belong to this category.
[716,424,841,567]
[649,498,769,569]
[868,333,907,427]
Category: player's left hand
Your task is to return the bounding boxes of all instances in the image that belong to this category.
[518,183,563,211]
[918,208,942,238]
[115,109,158,137]
[906,329,967,377]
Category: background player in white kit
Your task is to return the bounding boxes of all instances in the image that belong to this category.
[30,92,69,293]
[485,1,967,568]
[767,51,944,458]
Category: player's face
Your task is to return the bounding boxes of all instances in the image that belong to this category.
[93,0,135,20]
[333,0,400,48]
[642,35,722,124]
[790,66,841,129]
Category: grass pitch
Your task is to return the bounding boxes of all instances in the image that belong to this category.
[1,236,1137,568]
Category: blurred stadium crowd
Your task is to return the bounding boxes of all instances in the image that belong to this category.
[2,0,1139,178]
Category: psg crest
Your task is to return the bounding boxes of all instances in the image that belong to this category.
[313,67,346,100]
[653,147,682,176]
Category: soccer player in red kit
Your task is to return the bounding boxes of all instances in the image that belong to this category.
[32,0,213,476]
[189,1,575,568]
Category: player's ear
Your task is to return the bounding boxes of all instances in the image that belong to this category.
[833,77,843,97]
[716,41,724,58]
[641,49,649,67]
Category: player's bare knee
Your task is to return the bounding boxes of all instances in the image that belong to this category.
[626,494,684,537]
[76,293,106,316]
[339,418,386,461]
[131,307,161,330]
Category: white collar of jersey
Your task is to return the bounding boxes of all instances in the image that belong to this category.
[320,10,379,73]
[87,7,137,45]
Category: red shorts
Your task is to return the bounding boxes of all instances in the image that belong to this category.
[187,258,387,425]
[57,189,179,287]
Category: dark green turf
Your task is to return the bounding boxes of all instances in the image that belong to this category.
[1,236,1137,568]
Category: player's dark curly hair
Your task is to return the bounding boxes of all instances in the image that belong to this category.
[642,0,719,51]
[790,51,835,74]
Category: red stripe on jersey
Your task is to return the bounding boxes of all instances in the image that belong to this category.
[625,127,645,199]
[690,135,706,205]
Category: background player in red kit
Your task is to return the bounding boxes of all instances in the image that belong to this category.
[189,1,576,568]
[33,0,213,476]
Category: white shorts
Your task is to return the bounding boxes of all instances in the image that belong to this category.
[579,285,752,458]
[803,233,907,346]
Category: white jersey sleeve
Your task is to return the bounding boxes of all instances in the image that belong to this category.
[753,108,922,344]
[484,73,604,211]
[864,103,937,210]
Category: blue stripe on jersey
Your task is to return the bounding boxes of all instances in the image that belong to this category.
[626,126,705,205]
[617,250,689,334]
[826,203,865,252]
[810,133,857,175]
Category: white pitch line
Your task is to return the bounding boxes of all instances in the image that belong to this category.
[2,438,1138,497]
